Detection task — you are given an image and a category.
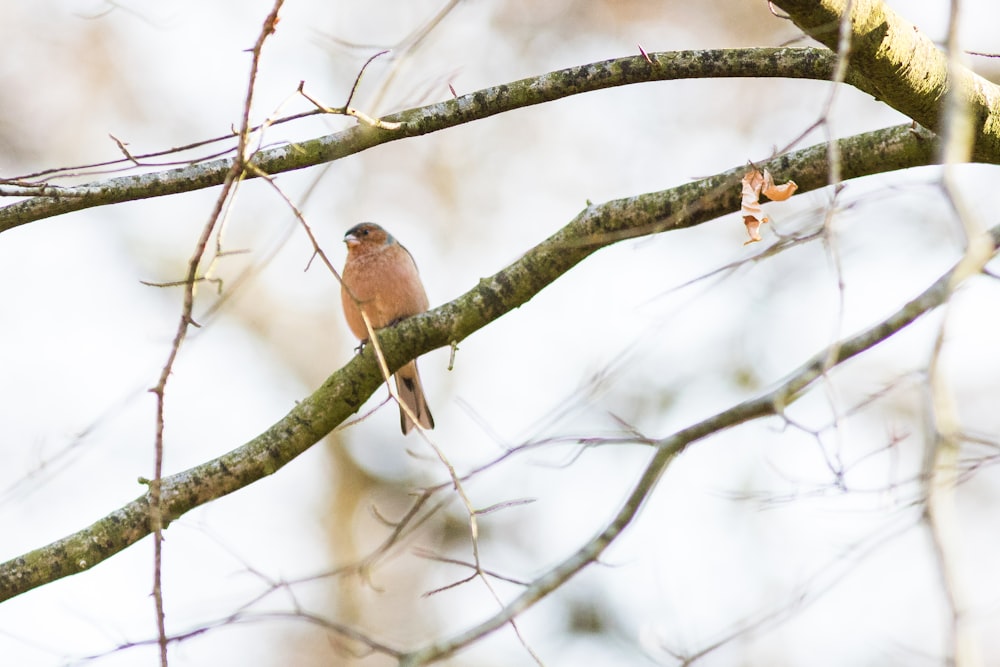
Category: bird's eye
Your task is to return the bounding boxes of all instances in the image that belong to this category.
[361,229,369,236]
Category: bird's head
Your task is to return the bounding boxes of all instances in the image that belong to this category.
[344,222,394,249]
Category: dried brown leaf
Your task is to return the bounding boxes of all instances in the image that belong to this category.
[743,215,765,244]
[739,166,797,244]
[761,168,798,201]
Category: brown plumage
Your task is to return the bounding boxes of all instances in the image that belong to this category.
[340,222,434,434]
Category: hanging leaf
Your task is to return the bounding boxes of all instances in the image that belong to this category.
[740,166,797,244]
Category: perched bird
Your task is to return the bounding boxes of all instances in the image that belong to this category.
[340,222,434,434]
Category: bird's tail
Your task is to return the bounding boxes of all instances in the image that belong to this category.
[395,361,434,434]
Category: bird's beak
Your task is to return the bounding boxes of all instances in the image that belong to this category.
[344,233,359,247]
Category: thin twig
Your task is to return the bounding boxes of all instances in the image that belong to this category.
[146,3,285,665]
[920,2,990,665]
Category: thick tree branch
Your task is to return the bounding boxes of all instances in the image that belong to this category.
[772,0,1000,161]
[0,123,939,602]
[0,47,890,234]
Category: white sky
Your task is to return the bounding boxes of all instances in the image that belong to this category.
[1,1,1000,665]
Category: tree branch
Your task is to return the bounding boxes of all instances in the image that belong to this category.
[772,0,1000,161]
[0,123,940,602]
[0,47,893,234]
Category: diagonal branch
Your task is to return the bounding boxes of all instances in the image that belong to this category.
[0,47,893,234]
[0,123,939,603]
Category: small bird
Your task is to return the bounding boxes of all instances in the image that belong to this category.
[340,222,434,434]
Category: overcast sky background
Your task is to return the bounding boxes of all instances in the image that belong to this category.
[2,1,1000,665]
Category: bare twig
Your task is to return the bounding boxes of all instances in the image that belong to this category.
[356,308,544,658]
[919,2,990,665]
[146,3,285,665]
[297,50,404,131]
